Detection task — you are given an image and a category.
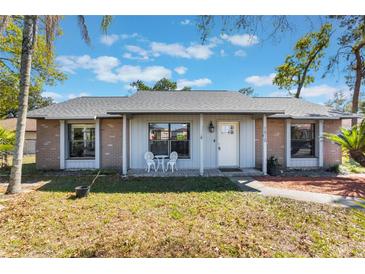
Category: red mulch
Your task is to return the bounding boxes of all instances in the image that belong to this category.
[254,175,365,198]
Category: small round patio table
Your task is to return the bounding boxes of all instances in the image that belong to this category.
[155,155,168,172]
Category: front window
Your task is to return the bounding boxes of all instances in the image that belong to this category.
[68,124,95,158]
[148,123,190,159]
[291,123,315,158]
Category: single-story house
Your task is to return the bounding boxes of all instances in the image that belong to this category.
[27,90,356,175]
[0,118,37,154]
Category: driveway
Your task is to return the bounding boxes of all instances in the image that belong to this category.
[254,174,365,198]
[231,177,365,210]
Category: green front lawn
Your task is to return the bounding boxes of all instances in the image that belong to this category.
[0,176,364,257]
[0,154,36,176]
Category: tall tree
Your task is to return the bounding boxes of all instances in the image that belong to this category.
[0,17,65,118]
[327,16,365,125]
[324,89,351,112]
[130,78,191,91]
[273,24,332,98]
[0,15,112,194]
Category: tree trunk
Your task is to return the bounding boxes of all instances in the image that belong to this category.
[351,16,365,126]
[6,16,37,194]
[351,45,363,126]
[295,82,303,98]
[349,150,365,167]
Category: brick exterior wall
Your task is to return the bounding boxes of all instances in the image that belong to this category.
[100,118,123,169]
[255,119,286,168]
[255,118,342,169]
[36,120,60,170]
[323,119,342,167]
[35,117,341,170]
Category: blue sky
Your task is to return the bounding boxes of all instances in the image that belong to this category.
[44,16,348,104]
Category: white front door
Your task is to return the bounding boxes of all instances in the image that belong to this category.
[217,122,239,167]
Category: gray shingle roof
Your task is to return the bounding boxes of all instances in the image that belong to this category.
[251,97,356,119]
[107,90,284,114]
[27,96,129,119]
[28,90,354,119]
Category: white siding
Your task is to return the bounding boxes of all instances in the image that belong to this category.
[289,158,319,168]
[65,159,97,169]
[130,114,200,169]
[130,114,255,169]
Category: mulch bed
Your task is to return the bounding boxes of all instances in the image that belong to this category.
[254,175,365,198]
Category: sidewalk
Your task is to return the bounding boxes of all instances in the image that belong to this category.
[231,177,365,210]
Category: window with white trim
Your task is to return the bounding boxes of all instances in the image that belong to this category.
[291,123,315,158]
[68,124,95,158]
[148,123,190,158]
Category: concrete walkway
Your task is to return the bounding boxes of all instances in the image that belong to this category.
[231,177,365,210]
[128,168,263,177]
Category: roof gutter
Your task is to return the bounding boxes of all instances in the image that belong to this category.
[27,115,121,119]
[106,110,285,115]
[271,114,362,120]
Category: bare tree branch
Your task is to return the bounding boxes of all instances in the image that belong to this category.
[197,16,297,45]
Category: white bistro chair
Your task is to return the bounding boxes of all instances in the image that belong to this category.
[144,151,157,173]
[166,151,178,172]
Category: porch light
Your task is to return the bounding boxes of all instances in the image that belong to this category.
[208,121,215,133]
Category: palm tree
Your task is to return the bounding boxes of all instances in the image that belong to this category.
[324,120,365,167]
[0,15,112,194]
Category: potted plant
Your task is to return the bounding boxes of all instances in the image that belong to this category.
[267,156,281,176]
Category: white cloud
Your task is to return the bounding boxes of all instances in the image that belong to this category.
[90,56,121,82]
[269,85,349,99]
[245,73,276,87]
[268,91,291,97]
[42,91,63,102]
[100,33,143,46]
[68,92,90,99]
[150,42,214,60]
[56,54,171,83]
[42,91,91,102]
[234,49,247,57]
[122,52,133,59]
[186,44,214,59]
[56,55,120,81]
[220,49,226,57]
[100,34,119,46]
[174,66,187,75]
[180,19,191,25]
[123,45,149,60]
[177,78,212,89]
[116,65,171,82]
[221,33,259,47]
[209,37,223,46]
[298,85,345,98]
[120,33,140,40]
